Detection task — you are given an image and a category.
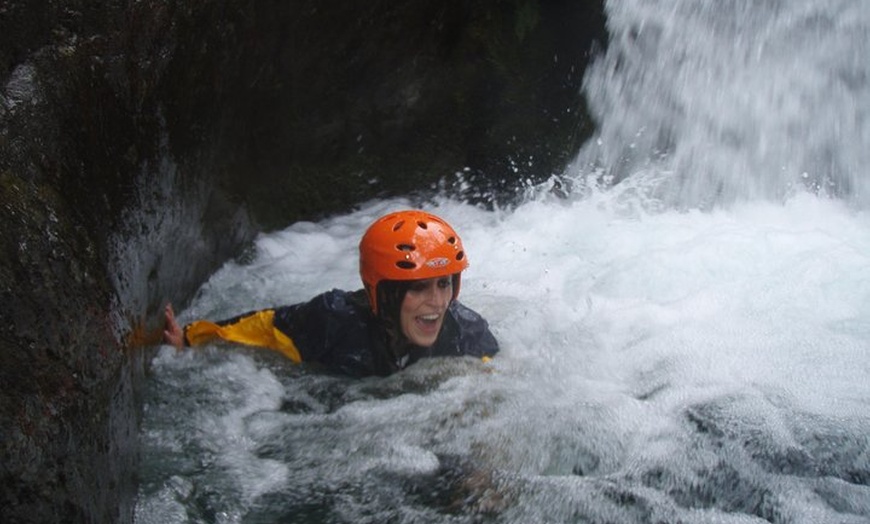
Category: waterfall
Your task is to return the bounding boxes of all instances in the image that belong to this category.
[567,0,870,209]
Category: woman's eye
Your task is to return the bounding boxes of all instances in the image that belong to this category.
[437,278,452,289]
[409,282,428,292]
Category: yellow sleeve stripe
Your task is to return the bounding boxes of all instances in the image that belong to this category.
[183,310,303,363]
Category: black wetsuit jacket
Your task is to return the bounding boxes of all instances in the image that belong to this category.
[183,289,499,377]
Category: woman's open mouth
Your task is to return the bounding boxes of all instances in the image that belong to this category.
[416,313,441,332]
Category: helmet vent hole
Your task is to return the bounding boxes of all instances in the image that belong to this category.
[417,221,428,229]
[447,236,456,244]
[396,261,416,270]
[456,251,465,261]
[396,243,415,252]
[392,220,406,231]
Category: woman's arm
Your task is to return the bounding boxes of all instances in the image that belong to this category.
[162,303,303,362]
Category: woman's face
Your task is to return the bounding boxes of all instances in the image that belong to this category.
[399,276,453,347]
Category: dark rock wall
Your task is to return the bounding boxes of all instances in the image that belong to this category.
[0,1,606,522]
[239,0,609,225]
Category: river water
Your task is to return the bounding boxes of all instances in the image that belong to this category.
[135,2,870,523]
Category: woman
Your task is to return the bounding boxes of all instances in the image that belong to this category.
[163,209,499,377]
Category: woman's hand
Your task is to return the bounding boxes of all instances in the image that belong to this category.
[163,303,185,350]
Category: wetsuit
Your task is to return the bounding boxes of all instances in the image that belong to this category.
[182,289,499,377]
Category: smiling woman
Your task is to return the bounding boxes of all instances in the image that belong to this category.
[162,209,499,376]
[400,276,455,347]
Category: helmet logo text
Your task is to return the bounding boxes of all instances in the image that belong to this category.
[426,257,449,268]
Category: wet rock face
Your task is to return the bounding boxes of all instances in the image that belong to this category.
[230,0,608,224]
[0,170,134,523]
[0,1,606,522]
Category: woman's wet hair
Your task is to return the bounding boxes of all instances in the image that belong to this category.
[375,280,410,350]
[376,280,410,324]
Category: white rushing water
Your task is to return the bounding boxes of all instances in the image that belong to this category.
[136,2,870,523]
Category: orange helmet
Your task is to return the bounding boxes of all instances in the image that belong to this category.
[359,210,468,315]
